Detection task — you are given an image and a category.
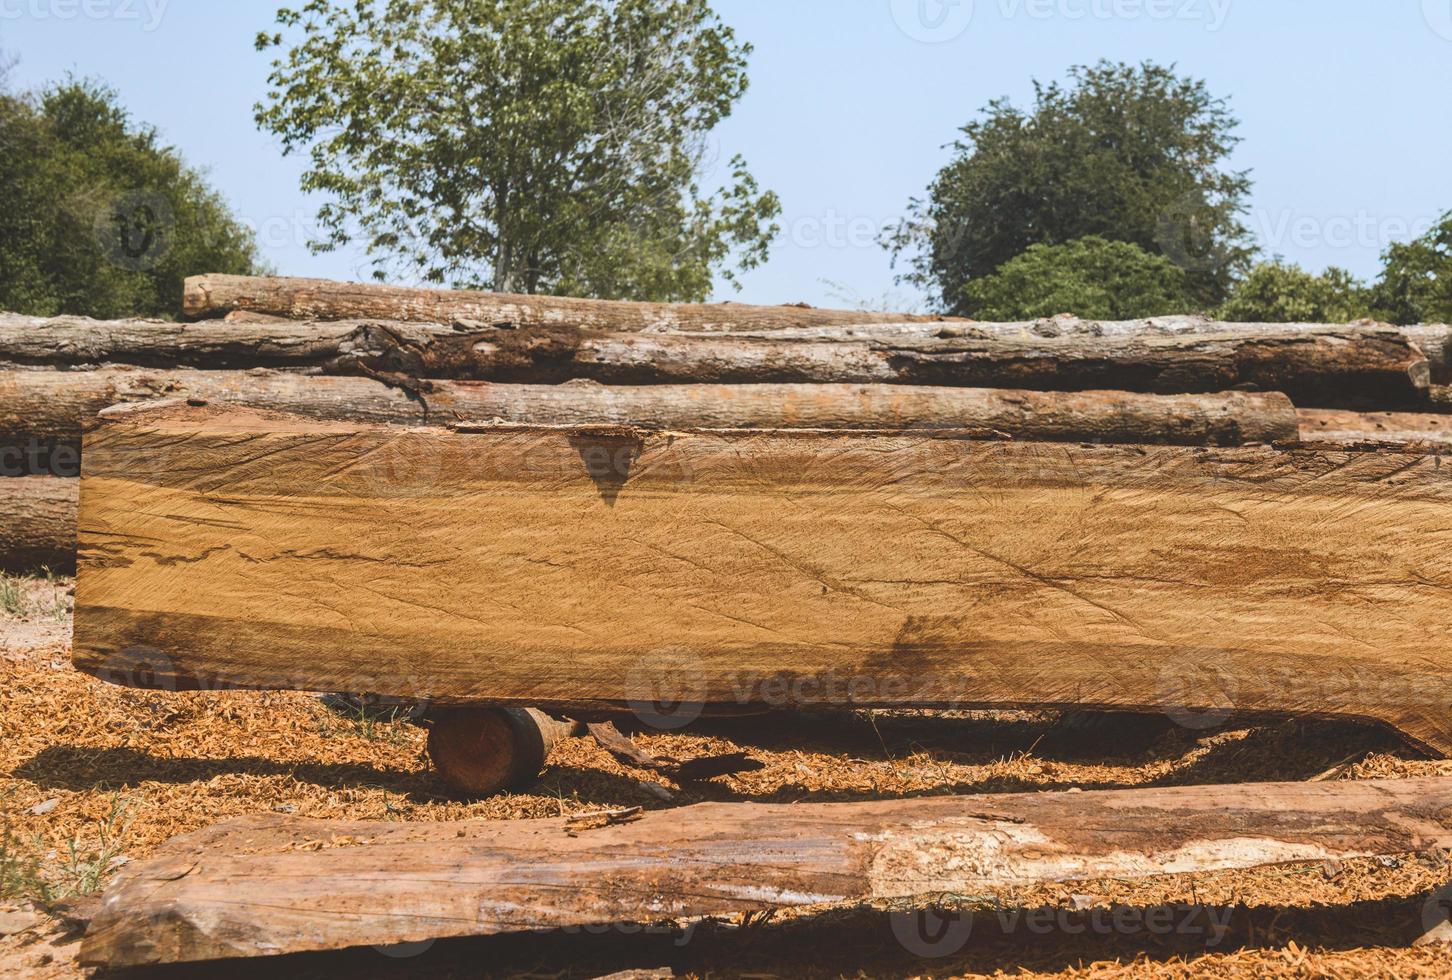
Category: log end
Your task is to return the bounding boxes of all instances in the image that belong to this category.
[427,707,569,797]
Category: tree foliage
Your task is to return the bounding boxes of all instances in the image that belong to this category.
[0,78,261,320]
[960,236,1197,320]
[255,0,780,300]
[887,61,1253,315]
[1216,260,1374,323]
[1370,211,1452,325]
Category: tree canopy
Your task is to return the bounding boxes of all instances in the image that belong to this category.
[887,61,1253,315]
[1370,212,1452,326]
[960,236,1197,320]
[1216,261,1374,323]
[255,0,780,301]
[0,78,262,320]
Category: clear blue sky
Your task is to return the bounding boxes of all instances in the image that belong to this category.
[3,1,1449,310]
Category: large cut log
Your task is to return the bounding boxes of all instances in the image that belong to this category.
[9,403,1442,571]
[0,366,1302,450]
[1,313,1430,409]
[181,274,951,330]
[0,476,77,574]
[80,777,1452,967]
[73,408,1452,755]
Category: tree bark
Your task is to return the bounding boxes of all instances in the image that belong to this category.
[0,476,76,574]
[182,274,954,331]
[80,776,1452,967]
[73,410,1452,756]
[0,366,1301,451]
[1,313,1430,409]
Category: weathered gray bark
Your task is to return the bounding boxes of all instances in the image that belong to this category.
[182,274,952,331]
[0,313,1429,408]
[0,366,1301,449]
[0,477,76,573]
[81,777,1452,967]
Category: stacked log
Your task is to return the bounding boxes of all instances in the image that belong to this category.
[1,278,1448,584]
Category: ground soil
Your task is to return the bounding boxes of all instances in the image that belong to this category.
[1,574,1449,978]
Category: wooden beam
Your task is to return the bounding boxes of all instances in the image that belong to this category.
[0,476,76,574]
[0,313,1430,409]
[73,408,1452,755]
[182,274,950,330]
[79,777,1452,967]
[0,366,1302,451]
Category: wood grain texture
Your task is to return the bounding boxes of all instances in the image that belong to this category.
[0,366,1301,449]
[73,409,1452,754]
[0,476,76,573]
[81,777,1452,967]
[182,274,951,330]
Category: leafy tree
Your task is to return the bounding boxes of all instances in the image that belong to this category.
[0,78,262,320]
[887,61,1253,315]
[960,236,1197,320]
[1217,260,1374,323]
[1370,211,1452,325]
[254,0,780,300]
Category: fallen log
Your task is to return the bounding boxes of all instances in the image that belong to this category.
[0,476,76,574]
[73,408,1452,755]
[0,366,1302,450]
[182,274,950,331]
[80,777,1452,967]
[0,313,1430,409]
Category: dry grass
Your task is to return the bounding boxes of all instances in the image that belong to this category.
[2,576,1450,978]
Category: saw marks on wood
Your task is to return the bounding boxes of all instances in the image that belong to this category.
[73,408,1452,754]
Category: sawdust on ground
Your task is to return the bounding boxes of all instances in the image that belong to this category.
[1,575,1449,979]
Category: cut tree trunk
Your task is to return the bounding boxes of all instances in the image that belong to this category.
[73,407,1452,755]
[427,707,574,797]
[1,313,1430,409]
[0,366,1302,449]
[182,274,952,331]
[0,476,76,574]
[80,776,1452,967]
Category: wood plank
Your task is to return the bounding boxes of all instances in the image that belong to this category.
[80,777,1452,967]
[0,366,1301,450]
[73,407,1452,754]
[182,274,950,330]
[0,476,76,573]
[0,313,1430,409]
